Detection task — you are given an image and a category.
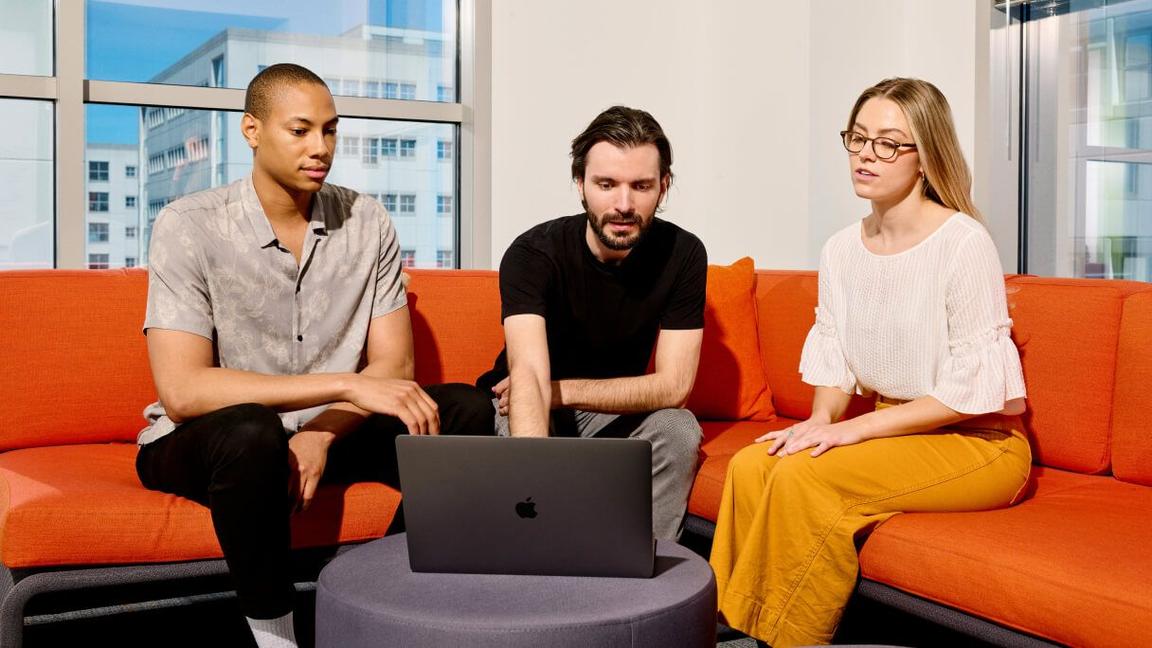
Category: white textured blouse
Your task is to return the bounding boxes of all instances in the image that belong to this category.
[799,212,1026,415]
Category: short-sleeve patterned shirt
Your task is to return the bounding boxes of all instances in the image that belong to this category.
[139,176,406,445]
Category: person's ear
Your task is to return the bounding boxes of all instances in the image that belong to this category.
[241,113,260,150]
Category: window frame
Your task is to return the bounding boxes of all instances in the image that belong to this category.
[0,1,492,269]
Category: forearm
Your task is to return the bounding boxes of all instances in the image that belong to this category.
[554,372,689,414]
[298,355,417,439]
[809,386,854,423]
[163,367,358,423]
[839,395,971,442]
[509,370,551,437]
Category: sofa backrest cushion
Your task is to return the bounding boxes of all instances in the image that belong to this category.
[686,258,774,421]
[0,270,154,450]
[754,271,819,420]
[406,270,506,386]
[1005,277,1150,474]
[1112,289,1152,485]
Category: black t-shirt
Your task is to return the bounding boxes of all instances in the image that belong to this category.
[476,213,707,391]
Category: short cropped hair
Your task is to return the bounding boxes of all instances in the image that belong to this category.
[244,63,328,119]
[570,106,673,186]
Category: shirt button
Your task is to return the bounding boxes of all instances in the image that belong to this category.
[297,335,303,342]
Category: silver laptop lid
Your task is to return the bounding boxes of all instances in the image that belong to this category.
[396,435,654,578]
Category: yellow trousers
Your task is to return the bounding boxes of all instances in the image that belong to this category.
[709,407,1031,647]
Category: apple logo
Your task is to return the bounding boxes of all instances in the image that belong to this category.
[515,497,538,519]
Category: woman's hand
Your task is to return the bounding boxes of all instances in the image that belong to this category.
[755,416,864,458]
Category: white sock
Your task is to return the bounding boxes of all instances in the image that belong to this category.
[247,611,298,648]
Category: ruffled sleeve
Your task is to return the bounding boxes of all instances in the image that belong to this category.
[929,227,1027,414]
[799,244,857,394]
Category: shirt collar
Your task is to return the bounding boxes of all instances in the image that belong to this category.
[241,175,329,250]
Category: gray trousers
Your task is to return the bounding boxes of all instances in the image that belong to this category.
[494,402,702,540]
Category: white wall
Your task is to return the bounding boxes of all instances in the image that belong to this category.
[489,0,988,270]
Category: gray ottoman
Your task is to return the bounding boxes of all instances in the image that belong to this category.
[316,534,717,647]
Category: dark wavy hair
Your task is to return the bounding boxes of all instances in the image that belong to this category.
[570,106,673,187]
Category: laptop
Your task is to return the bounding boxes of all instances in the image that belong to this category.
[395,435,655,578]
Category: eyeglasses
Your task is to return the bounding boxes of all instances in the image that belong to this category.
[840,130,917,161]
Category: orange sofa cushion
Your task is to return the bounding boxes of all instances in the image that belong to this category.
[0,270,155,451]
[753,271,818,420]
[687,258,774,421]
[1005,277,1150,474]
[686,419,798,522]
[0,444,401,568]
[860,467,1152,648]
[1113,289,1152,485]
[406,269,505,386]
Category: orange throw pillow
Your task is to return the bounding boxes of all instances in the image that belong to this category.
[685,257,774,421]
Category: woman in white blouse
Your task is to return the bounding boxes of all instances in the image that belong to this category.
[709,78,1031,647]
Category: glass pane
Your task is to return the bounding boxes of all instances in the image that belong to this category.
[0,0,53,76]
[87,105,457,268]
[1020,0,1152,282]
[0,100,54,269]
[86,0,458,102]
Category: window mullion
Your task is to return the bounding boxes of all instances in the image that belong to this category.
[55,0,86,269]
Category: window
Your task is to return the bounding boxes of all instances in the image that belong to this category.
[400,249,416,268]
[400,139,416,158]
[363,138,380,165]
[3,1,466,270]
[87,253,110,269]
[88,192,109,212]
[382,193,398,213]
[125,256,137,268]
[996,2,1152,282]
[88,161,109,182]
[382,138,398,158]
[436,249,454,268]
[437,194,453,214]
[399,194,416,213]
[88,223,109,243]
[126,226,137,239]
[437,85,454,103]
[437,140,453,161]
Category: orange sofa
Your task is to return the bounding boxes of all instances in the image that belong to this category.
[1,264,1150,647]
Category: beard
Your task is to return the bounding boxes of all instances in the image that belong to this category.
[585,204,652,252]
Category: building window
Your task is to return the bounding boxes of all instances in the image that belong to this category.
[437,85,453,102]
[436,249,453,268]
[211,55,225,88]
[341,136,360,157]
[125,257,137,268]
[437,194,453,214]
[366,80,381,98]
[88,161,109,182]
[382,193,397,213]
[126,226,137,239]
[87,253,110,269]
[399,194,416,213]
[125,165,136,178]
[125,196,136,208]
[437,140,453,161]
[400,249,416,268]
[383,82,399,99]
[363,138,380,165]
[88,192,109,212]
[88,223,109,243]
[400,139,416,158]
[399,83,416,100]
[382,138,398,158]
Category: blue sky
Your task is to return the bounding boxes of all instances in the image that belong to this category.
[86,0,444,144]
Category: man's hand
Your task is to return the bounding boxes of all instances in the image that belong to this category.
[288,430,333,512]
[492,376,510,416]
[347,375,440,435]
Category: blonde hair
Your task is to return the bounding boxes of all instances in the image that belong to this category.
[846,78,984,224]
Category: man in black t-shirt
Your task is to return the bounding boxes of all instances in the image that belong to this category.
[477,106,706,539]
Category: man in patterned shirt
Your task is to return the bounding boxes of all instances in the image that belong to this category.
[137,63,492,648]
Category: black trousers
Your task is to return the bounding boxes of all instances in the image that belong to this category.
[135,383,494,619]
